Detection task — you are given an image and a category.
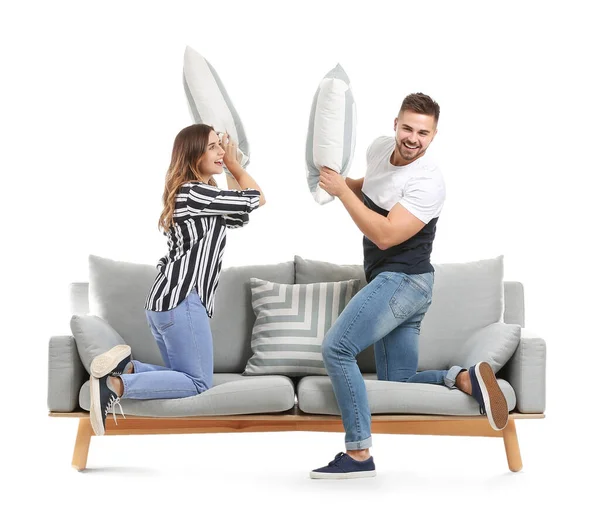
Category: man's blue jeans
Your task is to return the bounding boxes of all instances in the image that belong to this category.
[322,271,463,450]
[119,288,213,399]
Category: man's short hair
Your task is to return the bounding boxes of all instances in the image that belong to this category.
[399,93,440,124]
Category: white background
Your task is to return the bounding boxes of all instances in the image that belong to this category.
[2,0,598,516]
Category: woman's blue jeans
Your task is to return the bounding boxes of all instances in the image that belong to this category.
[322,271,463,450]
[119,288,214,399]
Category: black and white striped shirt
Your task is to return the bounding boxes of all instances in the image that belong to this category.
[145,182,261,316]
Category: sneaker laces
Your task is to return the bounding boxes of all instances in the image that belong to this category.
[104,395,126,425]
[328,452,346,466]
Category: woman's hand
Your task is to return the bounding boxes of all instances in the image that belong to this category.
[220,132,240,170]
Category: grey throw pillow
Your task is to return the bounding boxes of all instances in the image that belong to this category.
[70,314,126,374]
[452,322,522,373]
[244,277,361,376]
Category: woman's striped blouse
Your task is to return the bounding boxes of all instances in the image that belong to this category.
[145,181,260,316]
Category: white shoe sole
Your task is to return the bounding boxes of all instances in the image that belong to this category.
[91,344,131,378]
[310,470,376,479]
[89,375,105,436]
[475,361,509,431]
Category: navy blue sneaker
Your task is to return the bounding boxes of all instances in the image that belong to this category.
[310,452,376,479]
[468,361,509,431]
[90,374,125,436]
[91,344,132,378]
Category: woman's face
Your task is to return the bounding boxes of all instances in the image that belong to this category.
[198,130,225,178]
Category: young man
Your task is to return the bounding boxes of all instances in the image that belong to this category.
[311,93,509,479]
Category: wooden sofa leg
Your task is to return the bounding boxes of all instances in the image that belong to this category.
[502,419,523,472]
[72,418,93,471]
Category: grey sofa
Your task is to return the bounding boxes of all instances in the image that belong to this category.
[48,254,546,471]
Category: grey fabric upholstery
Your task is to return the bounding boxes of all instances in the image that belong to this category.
[503,281,525,326]
[46,256,544,418]
[88,255,163,366]
[294,255,367,288]
[294,255,506,372]
[87,255,294,373]
[297,374,517,416]
[498,329,546,413]
[452,322,521,373]
[70,315,126,374]
[79,374,295,416]
[48,335,87,412]
[210,262,294,372]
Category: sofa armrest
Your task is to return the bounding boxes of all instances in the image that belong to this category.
[499,328,546,413]
[48,335,87,412]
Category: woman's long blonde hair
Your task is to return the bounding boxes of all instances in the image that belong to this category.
[158,123,218,232]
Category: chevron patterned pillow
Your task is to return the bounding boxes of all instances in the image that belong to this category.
[244,277,361,376]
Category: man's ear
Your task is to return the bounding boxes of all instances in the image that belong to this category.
[393,117,398,131]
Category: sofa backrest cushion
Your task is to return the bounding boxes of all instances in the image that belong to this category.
[86,255,294,373]
[294,255,507,372]
[210,262,295,372]
[89,255,165,367]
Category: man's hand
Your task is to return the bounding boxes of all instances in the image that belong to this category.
[319,166,350,197]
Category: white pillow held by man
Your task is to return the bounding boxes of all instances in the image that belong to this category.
[305,63,357,204]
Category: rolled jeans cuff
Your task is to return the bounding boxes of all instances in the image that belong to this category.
[444,365,465,389]
[120,374,132,399]
[346,436,373,450]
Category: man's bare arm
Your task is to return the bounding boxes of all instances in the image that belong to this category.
[337,190,425,250]
[345,177,364,199]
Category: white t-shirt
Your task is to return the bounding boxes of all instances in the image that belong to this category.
[360,136,446,281]
[362,136,445,222]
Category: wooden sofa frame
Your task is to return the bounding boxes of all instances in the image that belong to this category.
[51,408,543,472]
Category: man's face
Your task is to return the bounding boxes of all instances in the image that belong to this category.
[393,111,438,163]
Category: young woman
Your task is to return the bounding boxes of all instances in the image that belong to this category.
[89,123,266,436]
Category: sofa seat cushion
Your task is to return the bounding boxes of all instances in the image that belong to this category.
[79,374,295,416]
[297,374,516,416]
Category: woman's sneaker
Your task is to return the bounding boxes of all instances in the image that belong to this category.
[91,344,132,378]
[89,374,125,436]
[89,344,130,436]
[468,361,509,431]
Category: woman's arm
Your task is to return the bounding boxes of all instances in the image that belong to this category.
[221,133,266,206]
[226,172,243,191]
